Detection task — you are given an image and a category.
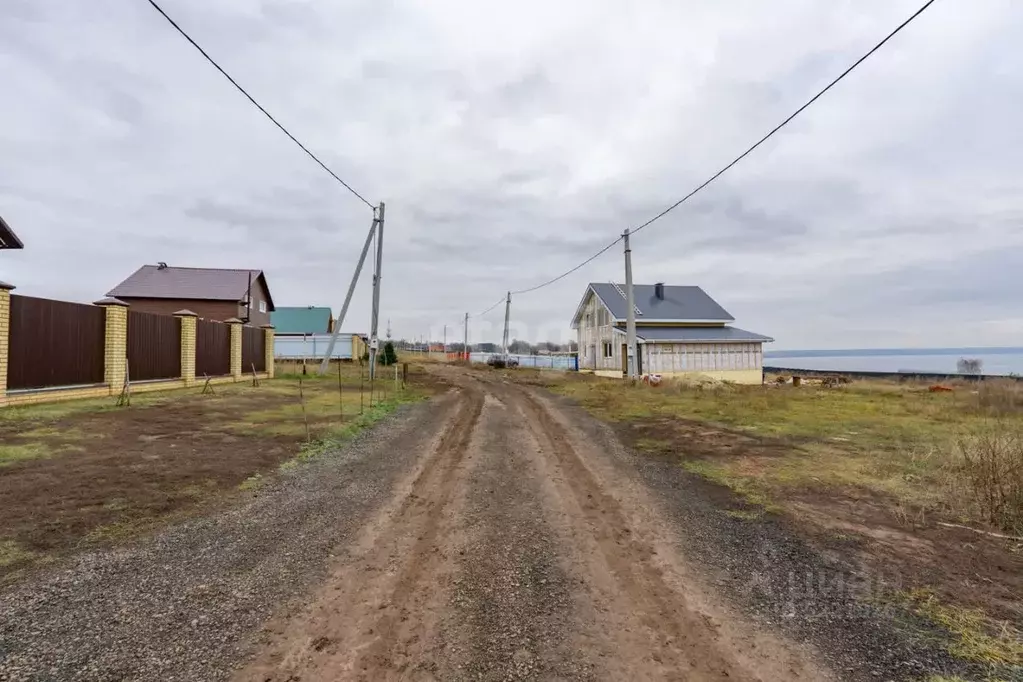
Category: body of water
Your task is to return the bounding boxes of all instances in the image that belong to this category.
[764,348,1023,376]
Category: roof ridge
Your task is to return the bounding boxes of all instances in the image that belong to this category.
[144,264,262,273]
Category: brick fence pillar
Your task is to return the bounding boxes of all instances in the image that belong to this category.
[0,281,14,406]
[94,297,129,395]
[226,317,243,381]
[261,324,275,378]
[175,310,197,386]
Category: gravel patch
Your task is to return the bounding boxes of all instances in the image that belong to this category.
[550,394,986,682]
[444,397,593,681]
[0,400,448,682]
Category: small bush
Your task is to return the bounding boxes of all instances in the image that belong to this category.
[945,423,1023,533]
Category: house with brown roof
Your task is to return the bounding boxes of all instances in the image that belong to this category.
[107,263,275,325]
[0,215,24,250]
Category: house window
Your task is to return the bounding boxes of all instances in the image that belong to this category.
[602,342,613,358]
[258,300,267,314]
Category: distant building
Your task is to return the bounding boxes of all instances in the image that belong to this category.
[570,282,772,384]
[107,263,274,325]
[271,306,334,336]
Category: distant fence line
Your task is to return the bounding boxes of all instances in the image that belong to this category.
[273,333,361,360]
[764,366,1022,382]
[0,290,275,406]
[469,352,578,371]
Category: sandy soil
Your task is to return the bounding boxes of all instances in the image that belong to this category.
[234,367,831,681]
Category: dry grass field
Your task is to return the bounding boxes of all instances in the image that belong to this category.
[509,369,1023,672]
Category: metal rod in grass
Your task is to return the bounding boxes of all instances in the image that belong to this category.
[360,364,365,415]
[298,375,311,442]
[336,360,343,423]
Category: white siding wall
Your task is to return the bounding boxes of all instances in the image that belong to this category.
[642,342,764,373]
[577,294,621,371]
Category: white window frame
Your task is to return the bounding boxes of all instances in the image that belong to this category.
[258,300,267,314]
[602,341,614,358]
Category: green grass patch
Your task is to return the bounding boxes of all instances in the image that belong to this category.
[238,474,265,492]
[901,589,1023,667]
[0,540,37,567]
[277,392,425,471]
[0,442,52,466]
[724,509,763,521]
[681,459,779,512]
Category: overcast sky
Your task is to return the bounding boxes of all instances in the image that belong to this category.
[2,0,1020,349]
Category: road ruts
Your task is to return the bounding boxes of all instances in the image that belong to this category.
[201,367,831,681]
[234,385,484,681]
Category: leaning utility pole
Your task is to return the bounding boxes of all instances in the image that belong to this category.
[463,312,469,360]
[502,291,511,357]
[318,213,379,374]
[624,228,638,379]
[368,202,385,380]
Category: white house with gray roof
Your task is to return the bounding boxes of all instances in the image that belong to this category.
[570,282,772,384]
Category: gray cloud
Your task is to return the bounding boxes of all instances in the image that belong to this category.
[1,0,1021,349]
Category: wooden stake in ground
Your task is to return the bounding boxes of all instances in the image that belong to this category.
[360,364,365,415]
[116,361,131,407]
[201,372,216,395]
[369,363,375,409]
[336,361,344,423]
[298,376,311,442]
[251,363,260,387]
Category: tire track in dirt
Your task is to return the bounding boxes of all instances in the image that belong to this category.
[234,386,484,682]
[496,377,827,681]
[440,392,597,680]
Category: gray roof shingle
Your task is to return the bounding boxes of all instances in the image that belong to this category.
[614,325,773,343]
[588,283,734,322]
[107,265,266,303]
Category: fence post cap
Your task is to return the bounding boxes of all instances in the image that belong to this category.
[93,296,128,307]
[172,309,197,317]
[0,280,15,291]
[260,324,275,329]
[224,317,243,324]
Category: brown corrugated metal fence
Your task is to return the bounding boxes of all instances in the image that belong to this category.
[195,319,231,376]
[241,325,266,373]
[7,295,106,390]
[127,311,181,381]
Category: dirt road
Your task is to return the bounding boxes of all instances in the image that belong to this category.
[0,367,836,681]
[236,367,828,681]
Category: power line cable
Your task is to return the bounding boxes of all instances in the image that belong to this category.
[630,0,936,237]
[496,0,935,301]
[510,236,623,295]
[475,297,507,317]
[143,0,375,209]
